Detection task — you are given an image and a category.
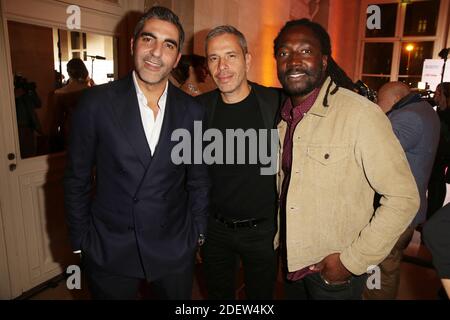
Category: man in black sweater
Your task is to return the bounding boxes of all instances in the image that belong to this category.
[196,25,280,299]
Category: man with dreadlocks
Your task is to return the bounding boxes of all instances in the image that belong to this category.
[274,19,419,300]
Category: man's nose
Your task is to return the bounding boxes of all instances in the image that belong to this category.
[286,52,303,68]
[150,41,163,57]
[218,58,228,71]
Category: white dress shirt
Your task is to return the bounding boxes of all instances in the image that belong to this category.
[132,71,168,155]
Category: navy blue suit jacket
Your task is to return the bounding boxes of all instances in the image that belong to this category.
[64,73,210,280]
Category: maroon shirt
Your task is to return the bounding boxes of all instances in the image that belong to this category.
[279,88,320,281]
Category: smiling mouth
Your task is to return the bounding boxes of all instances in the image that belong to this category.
[287,73,306,79]
[216,74,233,82]
[144,60,162,69]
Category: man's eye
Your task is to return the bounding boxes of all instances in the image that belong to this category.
[278,51,288,57]
[165,42,175,50]
[142,36,153,43]
[301,49,312,54]
[209,56,218,62]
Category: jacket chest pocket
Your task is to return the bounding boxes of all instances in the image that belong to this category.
[305,145,350,185]
[306,145,349,165]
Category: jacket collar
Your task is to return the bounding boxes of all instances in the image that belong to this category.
[388,93,422,115]
[206,81,274,129]
[110,73,185,168]
[307,77,336,118]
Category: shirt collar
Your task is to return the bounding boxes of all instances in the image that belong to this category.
[281,87,320,122]
[132,71,168,112]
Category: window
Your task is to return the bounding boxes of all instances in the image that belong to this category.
[358,0,449,91]
[365,3,398,38]
[69,31,87,60]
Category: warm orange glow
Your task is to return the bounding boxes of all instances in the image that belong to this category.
[406,44,415,52]
[259,0,279,87]
[260,26,278,87]
[328,0,345,67]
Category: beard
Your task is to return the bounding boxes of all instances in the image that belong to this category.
[278,63,324,97]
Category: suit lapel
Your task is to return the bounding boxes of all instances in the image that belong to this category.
[253,84,274,130]
[206,90,219,127]
[147,82,187,171]
[112,74,152,167]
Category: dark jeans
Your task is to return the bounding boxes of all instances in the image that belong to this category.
[284,271,367,300]
[82,255,194,300]
[201,216,277,300]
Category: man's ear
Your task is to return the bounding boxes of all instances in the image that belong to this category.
[245,53,252,73]
[394,93,405,105]
[322,55,328,70]
[173,52,182,69]
[130,38,134,56]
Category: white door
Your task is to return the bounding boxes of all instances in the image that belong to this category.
[0,0,142,299]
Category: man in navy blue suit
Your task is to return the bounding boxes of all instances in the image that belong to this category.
[64,6,210,299]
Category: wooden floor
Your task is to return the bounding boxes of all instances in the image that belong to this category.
[23,230,445,300]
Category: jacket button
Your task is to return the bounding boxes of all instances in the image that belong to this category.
[133,197,139,203]
[324,153,330,159]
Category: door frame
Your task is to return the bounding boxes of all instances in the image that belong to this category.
[0,0,144,299]
[0,0,25,299]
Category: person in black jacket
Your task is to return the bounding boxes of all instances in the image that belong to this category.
[427,82,450,219]
[196,25,281,300]
[64,6,210,300]
[423,203,450,298]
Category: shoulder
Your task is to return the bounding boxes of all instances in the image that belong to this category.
[327,87,396,138]
[79,76,128,101]
[332,87,382,118]
[391,101,438,124]
[250,81,282,100]
[390,105,419,120]
[195,89,220,107]
[169,83,206,117]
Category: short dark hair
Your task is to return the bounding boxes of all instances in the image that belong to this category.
[133,6,185,52]
[205,25,248,54]
[67,58,88,81]
[172,54,206,84]
[274,19,331,57]
[274,18,356,107]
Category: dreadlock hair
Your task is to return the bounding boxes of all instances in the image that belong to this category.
[274,19,356,107]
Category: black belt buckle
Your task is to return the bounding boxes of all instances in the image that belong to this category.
[233,219,257,229]
[215,213,259,229]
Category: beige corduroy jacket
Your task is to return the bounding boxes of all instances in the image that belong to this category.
[276,77,420,276]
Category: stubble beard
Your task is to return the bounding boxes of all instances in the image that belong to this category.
[279,64,324,98]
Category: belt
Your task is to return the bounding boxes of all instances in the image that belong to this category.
[214,213,264,229]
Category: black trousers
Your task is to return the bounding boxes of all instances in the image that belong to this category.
[284,271,367,300]
[427,162,447,219]
[423,203,450,279]
[82,255,195,300]
[201,216,277,300]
